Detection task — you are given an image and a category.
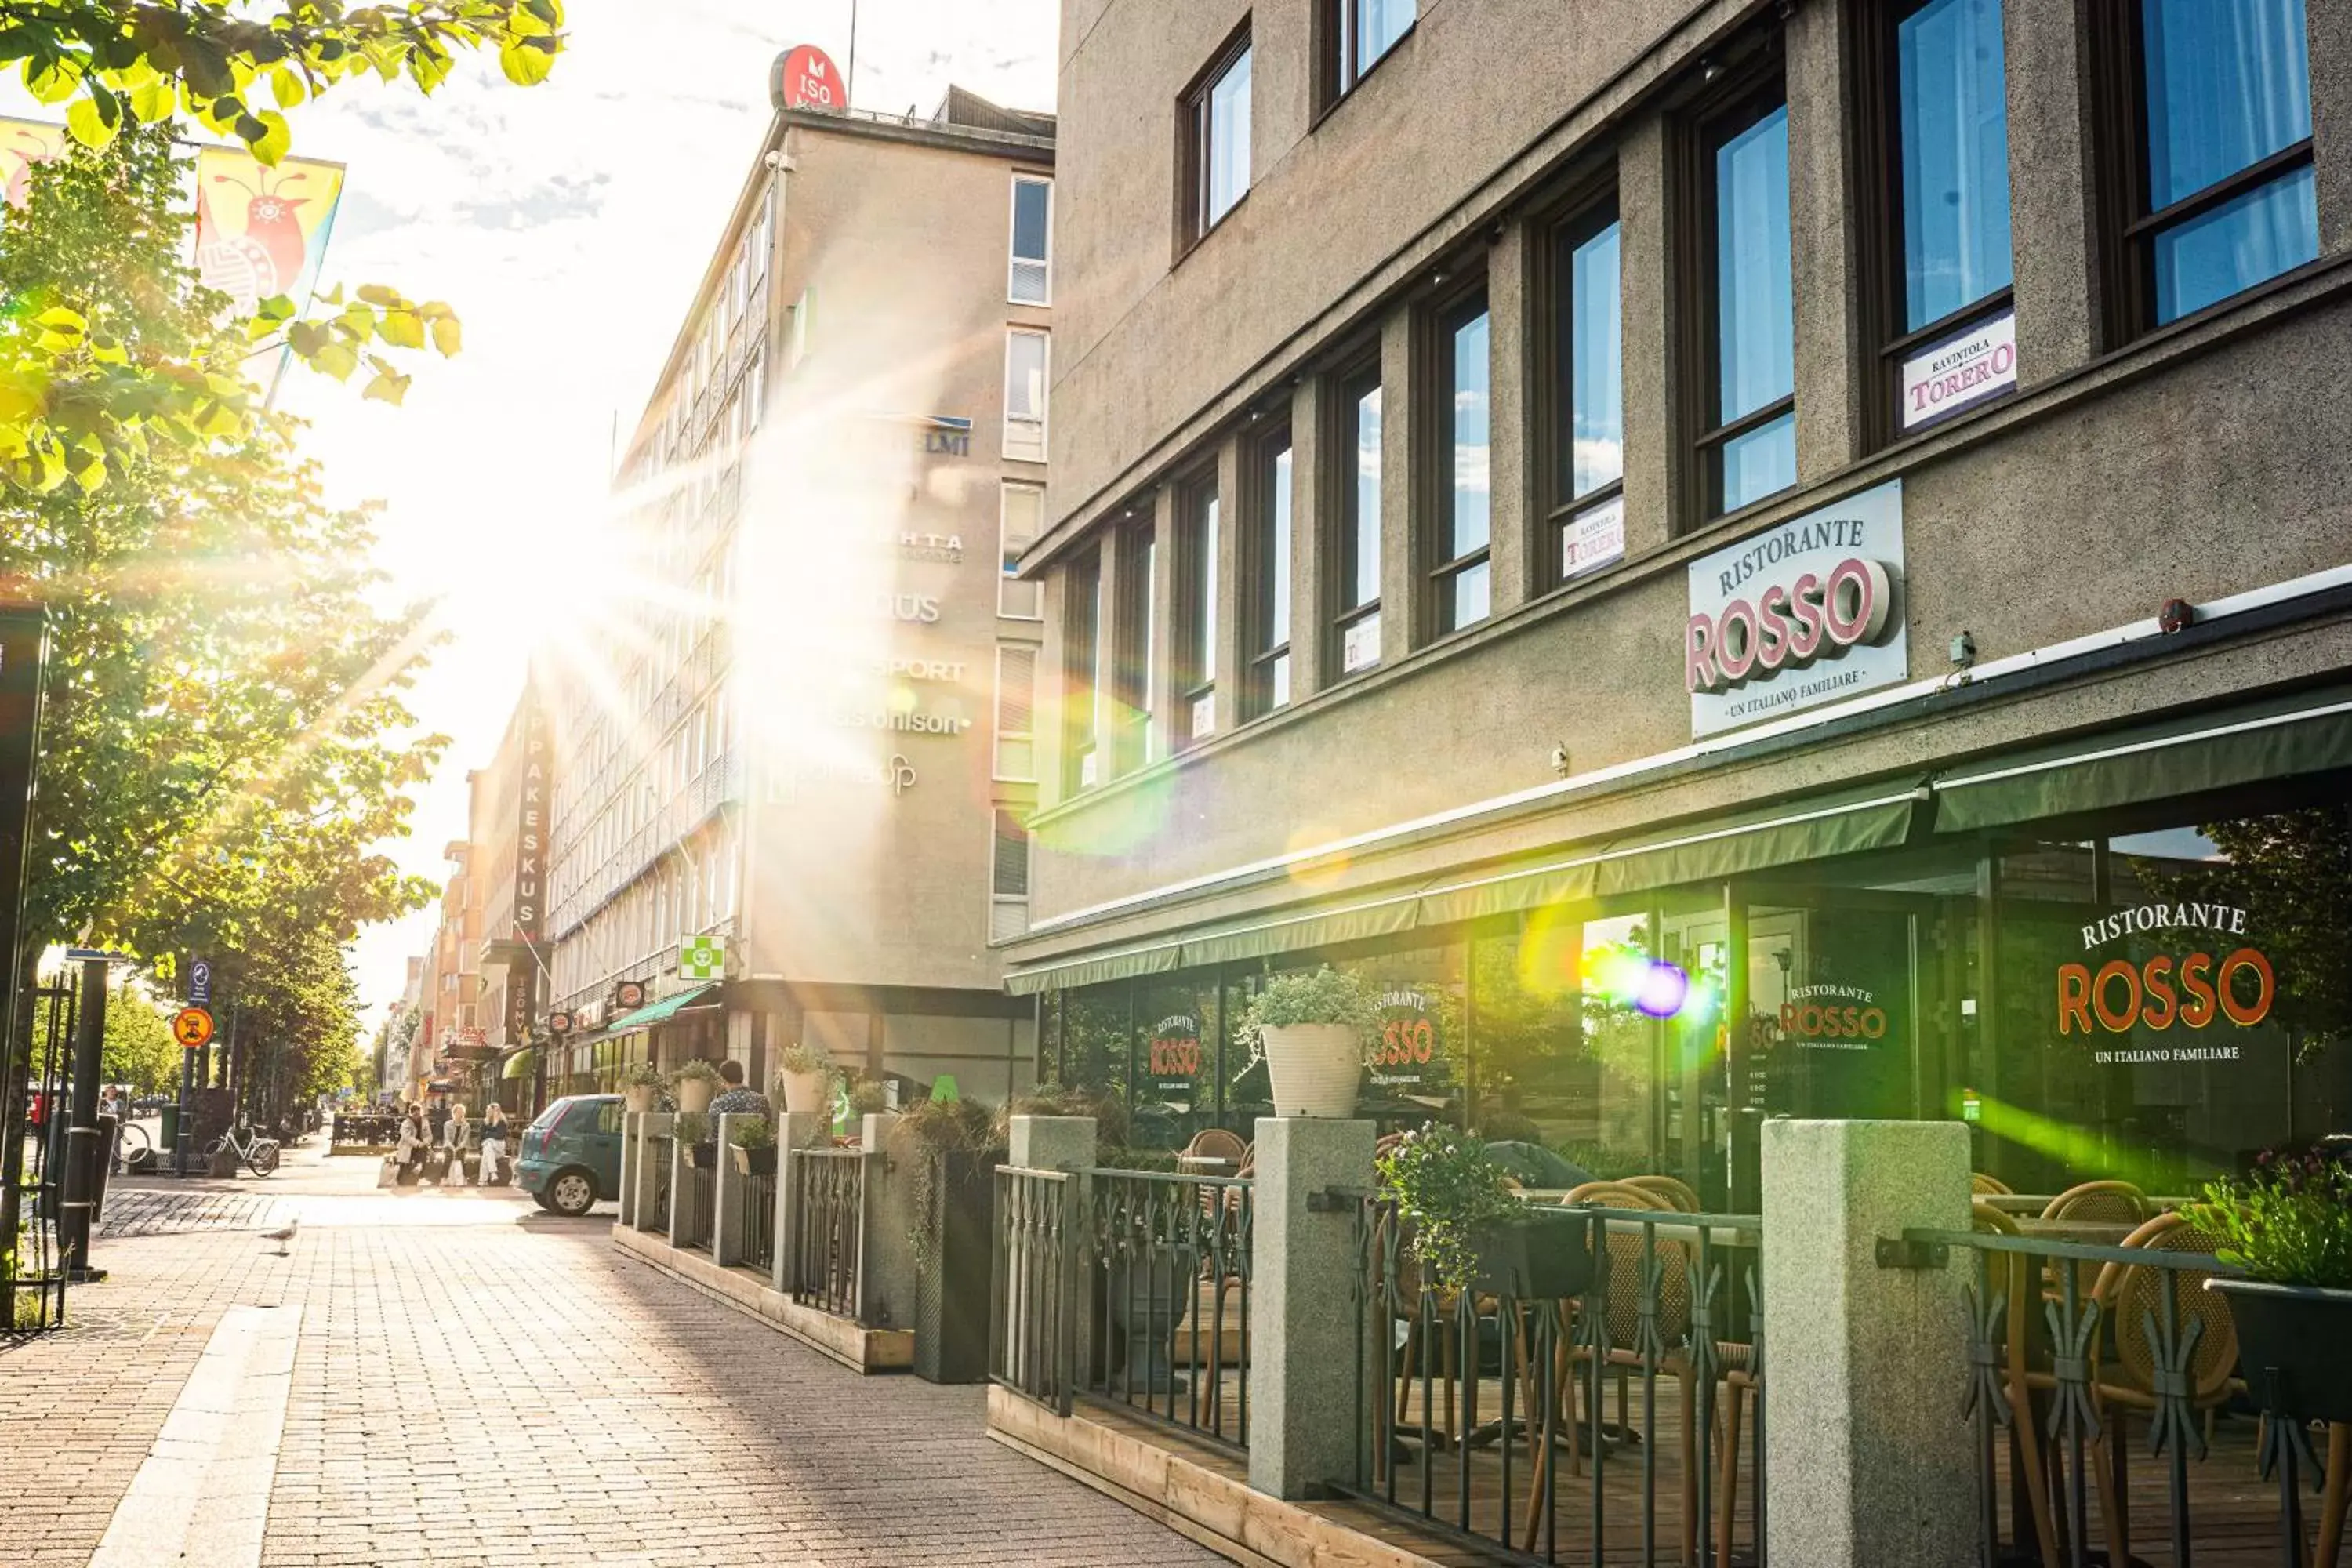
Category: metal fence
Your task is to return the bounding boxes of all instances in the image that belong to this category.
[2,980,75,1333]
[635,1133,670,1235]
[1904,1222,2347,1568]
[1083,1168,1254,1450]
[1341,1196,1766,1566]
[739,1169,776,1272]
[991,1164,1079,1416]
[790,1146,874,1321]
[677,1156,715,1250]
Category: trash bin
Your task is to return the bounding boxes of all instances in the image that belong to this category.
[158,1103,179,1156]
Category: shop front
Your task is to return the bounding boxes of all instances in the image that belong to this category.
[1016,691,2352,1210]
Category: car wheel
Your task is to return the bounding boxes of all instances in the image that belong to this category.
[547,1168,597,1217]
[532,1189,559,1212]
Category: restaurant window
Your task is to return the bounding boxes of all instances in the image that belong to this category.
[1548,198,1624,583]
[1325,0,1414,103]
[1064,555,1104,792]
[1871,0,2015,437]
[1004,328,1049,463]
[2120,0,2317,327]
[1330,364,1383,676]
[1008,173,1053,305]
[1247,428,1294,719]
[1428,289,1491,637]
[1181,30,1251,248]
[1111,520,1156,773]
[1175,471,1219,748]
[993,644,1037,782]
[1696,87,1795,519]
[999,481,1045,619]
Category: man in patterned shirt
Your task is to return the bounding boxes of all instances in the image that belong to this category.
[706,1059,773,1120]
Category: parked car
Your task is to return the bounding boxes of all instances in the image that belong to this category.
[515,1094,622,1218]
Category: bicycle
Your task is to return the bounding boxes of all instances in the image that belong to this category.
[205,1123,281,1177]
[111,1119,151,1172]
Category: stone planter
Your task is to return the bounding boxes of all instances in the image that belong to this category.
[624,1083,658,1114]
[681,1140,719,1171]
[2206,1277,2352,1423]
[731,1144,778,1177]
[1469,1207,1595,1301]
[1259,1023,1363,1118]
[1106,1245,1196,1396]
[675,1076,717,1115]
[780,1069,833,1115]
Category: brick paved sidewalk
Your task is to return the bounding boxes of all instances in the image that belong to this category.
[0,1210,1222,1568]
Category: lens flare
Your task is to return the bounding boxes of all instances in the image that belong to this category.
[1633,960,1691,1019]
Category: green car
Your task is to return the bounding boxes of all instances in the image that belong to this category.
[516,1094,623,1217]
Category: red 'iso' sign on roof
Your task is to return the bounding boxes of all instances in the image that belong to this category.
[772,44,845,113]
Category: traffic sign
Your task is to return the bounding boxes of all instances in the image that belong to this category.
[172,1007,214,1049]
[190,958,212,1006]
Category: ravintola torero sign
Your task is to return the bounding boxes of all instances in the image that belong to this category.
[1683,480,1907,739]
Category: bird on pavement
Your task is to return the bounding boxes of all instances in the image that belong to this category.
[260,1218,299,1256]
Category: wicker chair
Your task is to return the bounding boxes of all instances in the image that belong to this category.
[1621,1174,1702,1213]
[1181,1127,1248,1167]
[1973,1202,2060,1568]
[1971,1171,2013,1196]
[2042,1180,2151,1301]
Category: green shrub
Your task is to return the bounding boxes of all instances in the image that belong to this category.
[2190,1151,2352,1289]
[1377,1122,1516,1297]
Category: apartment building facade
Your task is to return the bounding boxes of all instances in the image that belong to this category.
[1011,0,2352,1202]
[537,69,1053,1104]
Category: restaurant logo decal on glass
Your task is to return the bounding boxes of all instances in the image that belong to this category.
[1149,1014,1201,1092]
[1899,309,2017,432]
[1683,479,1907,739]
[2058,902,2270,1065]
[1370,987,1439,1088]
[1777,983,1889,1051]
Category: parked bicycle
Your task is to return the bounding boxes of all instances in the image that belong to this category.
[205,1123,281,1176]
[111,1119,151,1171]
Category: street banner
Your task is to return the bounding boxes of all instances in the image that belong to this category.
[193,144,345,319]
[0,117,67,212]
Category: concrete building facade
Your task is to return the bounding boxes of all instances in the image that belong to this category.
[1011,0,2352,1198]
[538,75,1054,1105]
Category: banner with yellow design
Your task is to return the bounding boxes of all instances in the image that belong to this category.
[193,145,345,319]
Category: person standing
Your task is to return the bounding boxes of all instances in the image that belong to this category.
[441,1102,471,1185]
[477,1102,512,1186]
[706,1060,773,1120]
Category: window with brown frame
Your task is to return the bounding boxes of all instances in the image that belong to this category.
[1320,0,1415,107]
[1328,361,1383,677]
[1245,426,1294,720]
[1425,285,1491,637]
[1691,78,1796,521]
[1179,27,1253,251]
[1539,192,1624,583]
[1174,470,1219,748]
[2097,0,2317,336]
[1110,520,1156,773]
[1063,555,1104,793]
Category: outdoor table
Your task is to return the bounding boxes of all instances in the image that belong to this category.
[1174,1155,1236,1174]
[2008,1218,2142,1245]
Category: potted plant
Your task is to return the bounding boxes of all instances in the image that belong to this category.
[846,1078,888,1118]
[728,1116,776,1176]
[1240,967,1379,1119]
[902,1094,1004,1384]
[623,1062,664,1115]
[671,1058,722,1115]
[1378,1123,1592,1301]
[773,1043,837,1115]
[674,1112,717,1167]
[2198,1150,2352,1423]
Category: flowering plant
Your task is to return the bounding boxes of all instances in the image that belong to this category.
[1376,1123,1517,1298]
[1236,967,1381,1070]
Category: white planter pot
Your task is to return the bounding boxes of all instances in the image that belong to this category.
[1260,1024,1364,1119]
[623,1084,657,1115]
[675,1076,717,1114]
[780,1069,833,1116]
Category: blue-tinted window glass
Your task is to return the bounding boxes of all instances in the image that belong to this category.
[1898,0,2012,329]
[2154,162,2318,322]
[1569,220,1623,498]
[1446,309,1490,561]
[1356,0,1415,75]
[1011,179,1051,263]
[1722,411,1797,514]
[2143,0,2310,209]
[1207,48,1252,227]
[1350,385,1381,608]
[1715,107,1794,424]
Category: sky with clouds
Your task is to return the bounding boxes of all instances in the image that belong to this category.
[241,0,1058,1029]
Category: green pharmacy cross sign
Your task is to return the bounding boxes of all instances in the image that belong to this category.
[679,935,726,981]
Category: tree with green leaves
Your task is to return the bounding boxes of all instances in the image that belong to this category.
[100,977,175,1091]
[0,0,564,490]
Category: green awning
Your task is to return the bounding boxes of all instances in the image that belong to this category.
[500,1047,535,1081]
[1933,684,2352,833]
[1004,778,1926,995]
[605,983,717,1031]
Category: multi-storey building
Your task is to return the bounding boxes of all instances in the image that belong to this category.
[539,67,1054,1103]
[468,687,553,1112]
[1009,0,2352,1203]
[411,817,482,1099]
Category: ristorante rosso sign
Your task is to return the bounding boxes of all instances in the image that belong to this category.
[1684,480,1907,739]
[2059,902,2271,1066]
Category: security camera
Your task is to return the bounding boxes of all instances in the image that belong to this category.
[763,150,794,172]
[1548,741,1571,777]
